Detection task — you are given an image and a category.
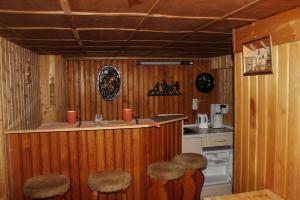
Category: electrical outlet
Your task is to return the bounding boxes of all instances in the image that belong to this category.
[192,99,198,110]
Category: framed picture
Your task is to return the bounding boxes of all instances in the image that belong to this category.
[242,36,273,75]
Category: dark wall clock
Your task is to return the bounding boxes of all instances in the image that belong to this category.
[195,72,215,93]
[97,65,121,101]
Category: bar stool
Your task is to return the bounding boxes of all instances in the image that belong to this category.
[88,170,132,200]
[23,174,70,199]
[147,161,185,200]
[173,153,207,200]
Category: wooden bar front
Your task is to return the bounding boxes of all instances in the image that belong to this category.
[6,120,183,200]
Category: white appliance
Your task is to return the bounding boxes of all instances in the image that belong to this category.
[210,104,229,128]
[202,147,233,186]
[197,113,209,128]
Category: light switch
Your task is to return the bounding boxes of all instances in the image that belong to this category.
[192,99,198,110]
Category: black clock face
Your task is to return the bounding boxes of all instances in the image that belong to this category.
[195,73,215,93]
[97,66,121,101]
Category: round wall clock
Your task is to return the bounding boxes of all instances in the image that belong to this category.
[195,72,215,93]
[97,65,121,101]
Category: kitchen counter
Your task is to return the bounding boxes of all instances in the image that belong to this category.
[5,115,187,134]
[204,189,283,200]
[183,125,233,138]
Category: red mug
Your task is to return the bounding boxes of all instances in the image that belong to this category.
[123,109,134,121]
[67,111,77,124]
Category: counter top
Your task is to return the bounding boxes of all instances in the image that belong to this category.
[204,189,283,200]
[183,125,233,138]
[5,115,187,134]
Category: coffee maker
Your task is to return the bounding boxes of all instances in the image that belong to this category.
[210,104,229,128]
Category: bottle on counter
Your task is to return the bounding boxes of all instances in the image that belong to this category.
[95,113,103,127]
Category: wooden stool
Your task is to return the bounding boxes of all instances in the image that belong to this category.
[147,161,185,200]
[88,170,132,200]
[23,174,70,199]
[173,153,207,200]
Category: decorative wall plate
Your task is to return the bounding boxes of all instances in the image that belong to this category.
[195,72,215,93]
[97,65,121,101]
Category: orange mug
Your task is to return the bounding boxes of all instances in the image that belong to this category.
[67,111,77,124]
[123,109,134,121]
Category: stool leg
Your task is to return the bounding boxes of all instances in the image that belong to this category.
[195,170,205,200]
[92,191,98,200]
[182,169,196,200]
[148,179,168,200]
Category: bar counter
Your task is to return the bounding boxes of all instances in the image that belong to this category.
[5,115,187,134]
[6,115,186,200]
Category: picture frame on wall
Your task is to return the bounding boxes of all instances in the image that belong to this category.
[242,35,273,76]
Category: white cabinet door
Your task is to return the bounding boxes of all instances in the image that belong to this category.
[182,137,202,154]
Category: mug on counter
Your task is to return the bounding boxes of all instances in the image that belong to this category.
[67,110,77,124]
[123,109,134,121]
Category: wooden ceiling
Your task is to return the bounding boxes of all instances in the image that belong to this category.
[0,0,300,58]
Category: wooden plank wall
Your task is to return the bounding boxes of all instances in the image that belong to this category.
[233,7,300,199]
[63,59,233,125]
[234,41,300,200]
[7,121,182,200]
[0,37,42,199]
[0,38,41,130]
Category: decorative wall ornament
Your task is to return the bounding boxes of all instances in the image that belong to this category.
[242,35,273,75]
[195,72,215,93]
[148,80,180,96]
[97,65,121,101]
[49,75,56,108]
[25,59,32,84]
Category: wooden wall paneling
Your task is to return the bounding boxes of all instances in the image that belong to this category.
[40,132,51,174]
[147,66,154,117]
[241,69,250,192]
[63,58,233,124]
[79,61,86,121]
[123,129,133,200]
[132,128,141,200]
[0,37,8,198]
[2,41,43,197]
[59,131,71,199]
[78,130,90,200]
[265,45,278,192]
[20,134,33,189]
[234,39,300,200]
[87,131,97,172]
[68,131,80,200]
[256,73,267,189]
[233,53,242,193]
[8,134,23,200]
[274,44,289,197]
[90,61,96,120]
[50,132,60,173]
[285,42,300,200]
[248,75,257,191]
[75,61,81,117]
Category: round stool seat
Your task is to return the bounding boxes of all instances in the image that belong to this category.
[147,161,185,181]
[23,174,70,199]
[173,153,207,170]
[88,170,132,193]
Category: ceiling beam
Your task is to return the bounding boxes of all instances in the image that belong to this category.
[115,0,170,56]
[59,0,83,46]
[0,9,257,22]
[1,27,232,35]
